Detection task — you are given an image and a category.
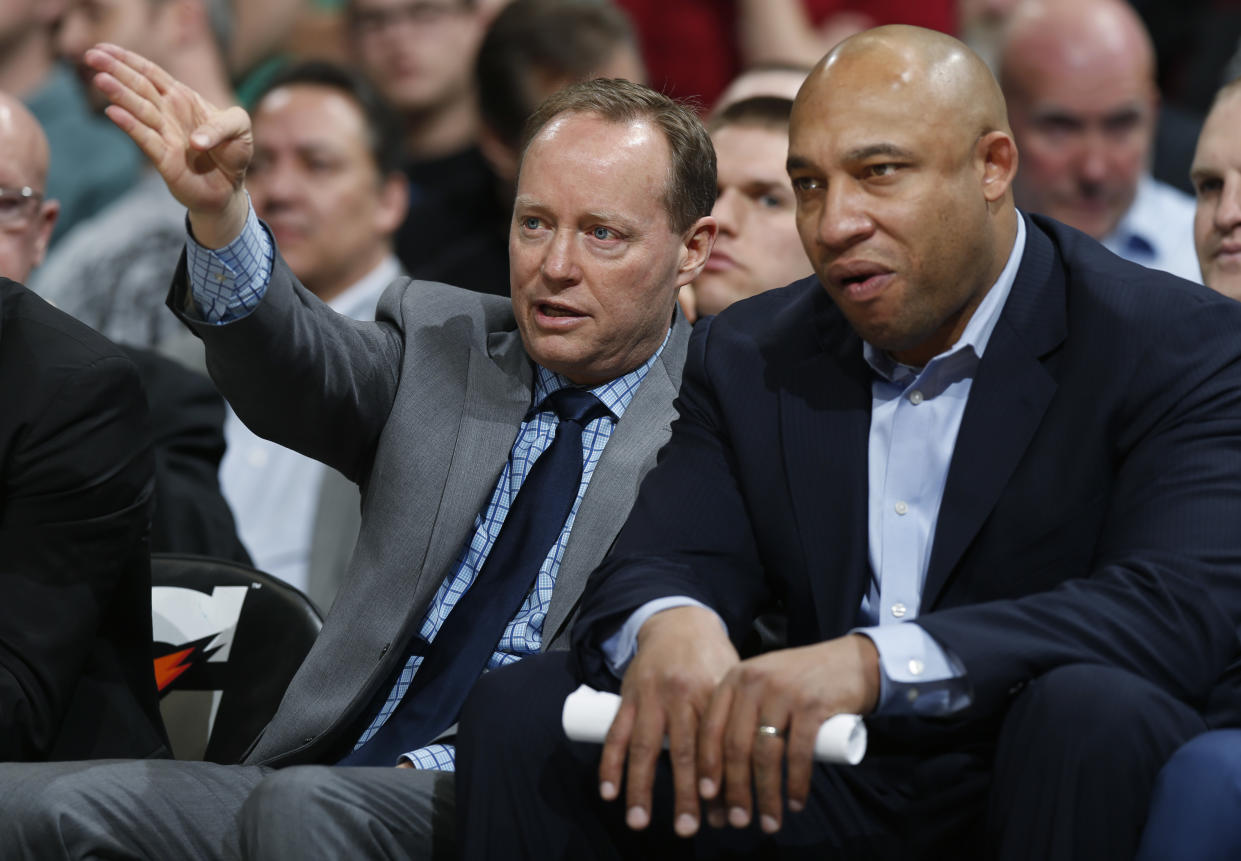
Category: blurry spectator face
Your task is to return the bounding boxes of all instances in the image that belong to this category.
[347,0,483,118]
[0,98,58,282]
[57,0,172,105]
[247,84,407,300]
[509,112,712,385]
[693,122,810,317]
[1191,87,1241,300]
[1002,2,1157,241]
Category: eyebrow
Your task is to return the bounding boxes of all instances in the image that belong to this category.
[841,143,917,162]
[786,143,917,173]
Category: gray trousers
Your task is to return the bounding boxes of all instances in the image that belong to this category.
[0,759,455,860]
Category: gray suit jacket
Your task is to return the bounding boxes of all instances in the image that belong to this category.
[168,252,690,767]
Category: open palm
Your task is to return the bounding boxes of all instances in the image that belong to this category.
[84,43,252,223]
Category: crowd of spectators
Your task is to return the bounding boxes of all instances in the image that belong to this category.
[1,0,1241,858]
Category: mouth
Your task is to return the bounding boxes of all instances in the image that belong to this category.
[828,262,895,301]
[534,301,589,327]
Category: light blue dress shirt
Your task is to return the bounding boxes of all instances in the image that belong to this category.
[186,204,667,769]
[606,216,1029,717]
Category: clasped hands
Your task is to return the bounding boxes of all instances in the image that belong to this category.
[600,606,880,839]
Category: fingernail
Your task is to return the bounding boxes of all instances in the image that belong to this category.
[626,806,649,830]
[599,781,616,800]
[707,807,727,828]
[191,133,209,147]
[699,777,716,798]
[675,813,698,837]
[761,814,780,833]
[728,806,749,828]
[788,798,804,813]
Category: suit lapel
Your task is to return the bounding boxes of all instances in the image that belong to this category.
[779,294,874,636]
[923,217,1067,607]
[544,319,690,646]
[414,329,533,612]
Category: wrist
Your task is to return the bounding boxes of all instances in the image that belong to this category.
[188,189,250,249]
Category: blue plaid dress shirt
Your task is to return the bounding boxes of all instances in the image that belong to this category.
[186,204,667,771]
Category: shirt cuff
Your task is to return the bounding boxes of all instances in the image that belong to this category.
[185,196,273,323]
[400,742,456,772]
[854,622,972,716]
[600,596,726,677]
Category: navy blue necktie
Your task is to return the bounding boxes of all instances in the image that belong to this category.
[339,387,611,766]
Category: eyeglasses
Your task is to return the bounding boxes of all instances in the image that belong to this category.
[0,186,43,230]
[350,1,466,35]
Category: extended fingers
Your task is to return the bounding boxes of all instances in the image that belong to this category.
[89,43,180,96]
[784,713,820,814]
[623,695,668,830]
[665,695,702,838]
[598,698,636,802]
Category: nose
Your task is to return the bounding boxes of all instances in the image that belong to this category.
[1077,131,1110,186]
[1216,173,1241,233]
[712,188,743,236]
[248,159,302,215]
[540,229,582,285]
[814,181,874,251]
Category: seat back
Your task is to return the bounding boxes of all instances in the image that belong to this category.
[150,553,323,762]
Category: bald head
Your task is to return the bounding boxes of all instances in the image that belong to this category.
[0,90,57,282]
[0,91,49,191]
[998,0,1158,240]
[810,24,1012,143]
[1000,0,1155,97]
[787,25,1019,367]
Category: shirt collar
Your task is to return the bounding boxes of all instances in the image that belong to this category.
[1103,174,1163,263]
[864,213,1027,382]
[327,254,402,320]
[530,326,672,422]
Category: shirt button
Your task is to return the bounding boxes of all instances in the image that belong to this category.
[908,659,925,676]
[908,390,924,405]
[890,602,907,618]
[894,501,908,515]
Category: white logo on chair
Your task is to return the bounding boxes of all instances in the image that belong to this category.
[151,585,248,692]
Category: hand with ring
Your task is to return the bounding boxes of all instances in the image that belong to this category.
[695,634,880,835]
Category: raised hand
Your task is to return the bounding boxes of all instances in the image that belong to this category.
[598,606,739,839]
[84,43,253,248]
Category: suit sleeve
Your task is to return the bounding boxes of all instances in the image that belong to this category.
[573,318,771,688]
[166,248,405,484]
[918,295,1241,716]
[0,354,155,760]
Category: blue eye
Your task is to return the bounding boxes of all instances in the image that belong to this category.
[521,216,542,230]
[591,226,616,241]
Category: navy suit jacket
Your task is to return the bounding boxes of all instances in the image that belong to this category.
[573,213,1241,734]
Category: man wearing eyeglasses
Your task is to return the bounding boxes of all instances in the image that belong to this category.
[0,90,168,763]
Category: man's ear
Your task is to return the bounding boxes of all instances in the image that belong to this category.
[31,199,60,270]
[979,131,1018,204]
[676,215,718,287]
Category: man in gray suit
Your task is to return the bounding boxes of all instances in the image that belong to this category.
[0,44,717,861]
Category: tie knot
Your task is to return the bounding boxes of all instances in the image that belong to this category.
[541,387,611,426]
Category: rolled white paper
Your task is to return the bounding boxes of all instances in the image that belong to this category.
[561,684,867,765]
